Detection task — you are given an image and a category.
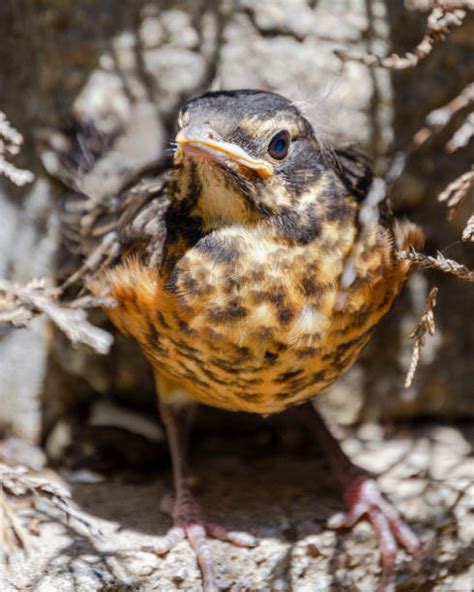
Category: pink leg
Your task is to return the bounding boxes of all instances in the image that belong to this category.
[144,402,255,592]
[328,475,421,591]
[294,403,422,592]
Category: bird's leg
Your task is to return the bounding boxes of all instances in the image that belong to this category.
[293,403,421,592]
[147,390,255,592]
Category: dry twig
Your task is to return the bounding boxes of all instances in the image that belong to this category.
[334,3,467,70]
[405,287,438,388]
[0,109,113,353]
[0,110,35,186]
[1,463,102,559]
[1,486,34,556]
[437,167,474,219]
[0,278,114,354]
[412,83,474,149]
[408,1,474,9]
[462,214,474,242]
[397,247,474,282]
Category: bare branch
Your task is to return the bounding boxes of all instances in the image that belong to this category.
[1,463,102,559]
[462,214,474,242]
[0,109,113,354]
[397,247,474,282]
[31,482,103,539]
[412,83,474,149]
[334,4,467,70]
[437,167,474,219]
[408,1,474,9]
[1,493,34,556]
[0,278,114,355]
[0,110,35,186]
[405,287,438,388]
[446,112,474,152]
[0,157,35,186]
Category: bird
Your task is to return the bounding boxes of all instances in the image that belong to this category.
[43,89,425,591]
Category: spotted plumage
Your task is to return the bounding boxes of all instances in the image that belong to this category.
[44,89,424,590]
[68,90,421,415]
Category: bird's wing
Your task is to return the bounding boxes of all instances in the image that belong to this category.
[40,120,173,283]
[331,146,374,203]
[331,146,424,272]
[331,145,399,229]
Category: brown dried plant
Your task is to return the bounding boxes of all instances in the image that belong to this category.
[1,111,111,561]
[0,111,35,186]
[0,278,114,355]
[397,248,474,282]
[399,238,473,386]
[404,287,438,388]
[334,2,469,70]
[437,167,474,221]
[0,110,114,355]
[462,214,474,242]
[412,83,474,151]
[1,462,102,559]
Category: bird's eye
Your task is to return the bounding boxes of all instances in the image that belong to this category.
[268,130,291,160]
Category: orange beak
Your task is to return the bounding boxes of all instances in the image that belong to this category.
[174,124,273,179]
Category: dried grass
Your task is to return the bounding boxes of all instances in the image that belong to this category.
[462,214,474,242]
[1,463,102,560]
[438,167,474,219]
[0,111,35,186]
[334,2,469,70]
[0,111,114,355]
[397,248,474,283]
[0,278,114,354]
[404,287,438,388]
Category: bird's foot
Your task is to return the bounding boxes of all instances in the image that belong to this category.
[144,492,256,592]
[328,475,422,592]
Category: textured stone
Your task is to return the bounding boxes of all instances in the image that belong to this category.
[2,423,473,591]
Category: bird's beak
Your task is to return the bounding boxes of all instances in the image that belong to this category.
[174,124,273,179]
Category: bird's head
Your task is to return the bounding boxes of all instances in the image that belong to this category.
[173,90,356,234]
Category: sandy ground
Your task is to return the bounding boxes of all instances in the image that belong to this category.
[2,422,473,591]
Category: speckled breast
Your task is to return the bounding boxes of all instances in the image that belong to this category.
[105,223,404,415]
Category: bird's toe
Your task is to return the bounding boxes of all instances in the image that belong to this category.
[328,475,422,592]
[144,492,255,591]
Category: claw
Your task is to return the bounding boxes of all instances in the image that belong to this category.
[143,492,255,591]
[207,522,257,547]
[328,476,422,592]
[152,525,186,554]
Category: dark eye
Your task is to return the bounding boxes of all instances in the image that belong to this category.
[268,130,291,160]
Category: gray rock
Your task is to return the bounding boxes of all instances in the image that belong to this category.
[2,423,473,591]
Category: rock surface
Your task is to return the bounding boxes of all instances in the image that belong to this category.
[2,422,473,591]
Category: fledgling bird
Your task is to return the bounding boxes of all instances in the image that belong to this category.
[44,90,424,591]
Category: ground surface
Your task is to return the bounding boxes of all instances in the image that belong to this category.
[2,422,473,591]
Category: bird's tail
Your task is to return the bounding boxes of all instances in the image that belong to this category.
[393,219,425,277]
[393,219,425,252]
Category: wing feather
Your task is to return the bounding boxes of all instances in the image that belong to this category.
[41,120,172,282]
